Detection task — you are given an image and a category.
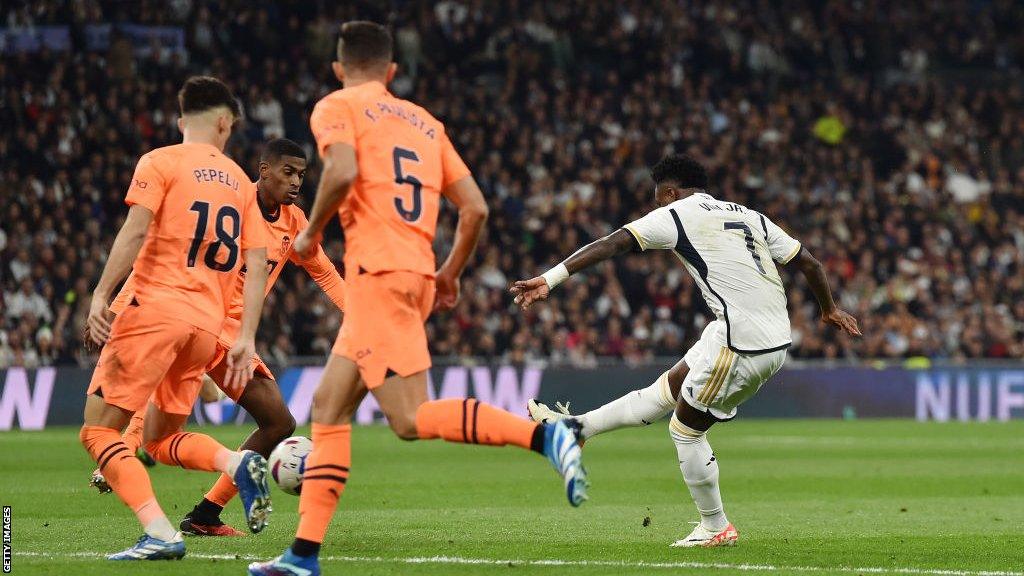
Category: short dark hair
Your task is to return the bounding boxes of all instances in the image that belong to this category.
[261,138,306,163]
[336,21,392,70]
[650,154,709,190]
[178,76,241,119]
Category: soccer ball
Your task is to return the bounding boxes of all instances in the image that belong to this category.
[268,436,312,495]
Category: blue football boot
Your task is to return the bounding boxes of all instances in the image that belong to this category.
[543,419,589,506]
[248,549,320,576]
[107,533,185,560]
[234,450,273,533]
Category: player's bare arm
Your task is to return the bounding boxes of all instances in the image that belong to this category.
[511,228,635,310]
[87,204,154,345]
[436,176,489,311]
[784,246,862,337]
[294,143,358,258]
[226,246,269,391]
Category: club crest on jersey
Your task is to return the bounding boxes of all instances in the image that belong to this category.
[281,235,291,255]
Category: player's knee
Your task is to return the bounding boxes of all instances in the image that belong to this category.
[311,384,336,414]
[142,436,175,465]
[143,438,159,456]
[282,413,297,438]
[78,426,92,450]
[666,364,687,395]
[263,413,297,443]
[668,415,705,445]
[388,413,420,441]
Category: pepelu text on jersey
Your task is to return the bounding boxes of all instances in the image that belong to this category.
[700,202,745,213]
[193,168,241,191]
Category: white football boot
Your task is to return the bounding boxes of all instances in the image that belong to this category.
[670,522,739,548]
[527,399,574,424]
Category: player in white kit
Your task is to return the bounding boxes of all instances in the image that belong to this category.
[511,154,861,548]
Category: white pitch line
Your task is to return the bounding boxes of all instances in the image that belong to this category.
[14,551,1024,576]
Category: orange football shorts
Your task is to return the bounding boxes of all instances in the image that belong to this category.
[88,302,218,415]
[333,270,435,388]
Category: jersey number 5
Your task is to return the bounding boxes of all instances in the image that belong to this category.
[392,147,422,222]
[724,221,766,274]
[187,201,240,271]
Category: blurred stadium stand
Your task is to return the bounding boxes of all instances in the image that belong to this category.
[1,1,1023,369]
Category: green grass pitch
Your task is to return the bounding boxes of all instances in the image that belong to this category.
[3,420,1023,575]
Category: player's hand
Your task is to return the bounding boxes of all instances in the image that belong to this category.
[510,277,550,310]
[822,308,862,337]
[225,338,256,393]
[434,268,461,311]
[82,326,99,353]
[86,297,114,347]
[293,228,321,260]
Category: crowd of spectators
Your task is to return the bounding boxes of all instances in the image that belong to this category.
[2,0,1023,368]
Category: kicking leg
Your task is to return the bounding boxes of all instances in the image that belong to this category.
[529,358,688,440]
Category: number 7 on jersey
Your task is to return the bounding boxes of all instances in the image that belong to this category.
[724,221,766,274]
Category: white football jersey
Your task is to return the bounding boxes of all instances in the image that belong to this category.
[622,193,801,354]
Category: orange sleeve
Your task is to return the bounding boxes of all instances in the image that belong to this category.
[292,245,346,312]
[240,183,268,250]
[441,131,471,188]
[310,96,356,157]
[124,154,168,213]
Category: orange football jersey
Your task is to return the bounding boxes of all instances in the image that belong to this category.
[309,81,471,277]
[120,143,265,334]
[113,196,345,340]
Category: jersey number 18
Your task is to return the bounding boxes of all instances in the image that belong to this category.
[187,200,241,271]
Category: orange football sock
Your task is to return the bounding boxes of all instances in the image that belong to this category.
[145,432,234,473]
[295,423,351,544]
[204,473,239,508]
[122,410,146,454]
[80,425,165,525]
[415,398,538,449]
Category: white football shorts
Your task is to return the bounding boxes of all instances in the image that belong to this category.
[680,320,787,420]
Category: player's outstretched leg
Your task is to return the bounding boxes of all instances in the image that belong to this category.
[667,408,737,548]
[413,396,589,506]
[529,365,683,440]
[142,407,272,534]
[181,372,294,536]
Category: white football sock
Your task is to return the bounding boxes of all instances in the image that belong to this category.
[669,414,729,532]
[143,516,179,542]
[578,372,676,439]
[219,449,244,477]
